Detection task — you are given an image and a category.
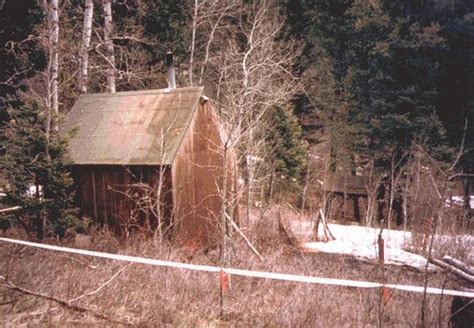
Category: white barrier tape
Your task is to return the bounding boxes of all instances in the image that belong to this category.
[1,237,473,298]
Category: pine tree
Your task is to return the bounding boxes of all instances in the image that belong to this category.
[281,0,454,171]
[0,0,44,123]
[266,106,308,197]
[346,0,452,168]
[0,102,80,239]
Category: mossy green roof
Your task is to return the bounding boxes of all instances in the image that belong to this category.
[61,87,204,165]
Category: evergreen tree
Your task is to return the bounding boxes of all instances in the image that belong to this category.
[432,0,474,199]
[281,0,456,172]
[0,102,80,239]
[346,0,452,169]
[0,1,44,122]
[279,0,354,144]
[267,106,308,195]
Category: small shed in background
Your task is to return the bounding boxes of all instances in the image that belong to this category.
[61,87,237,247]
[323,174,368,223]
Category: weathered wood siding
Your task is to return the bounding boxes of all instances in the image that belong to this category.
[172,102,230,247]
[70,99,236,245]
[72,165,172,233]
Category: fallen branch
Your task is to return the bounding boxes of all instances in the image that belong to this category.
[430,258,474,284]
[278,209,299,246]
[0,298,17,306]
[68,264,130,303]
[111,35,156,45]
[225,212,264,261]
[287,203,300,215]
[443,256,474,276]
[0,275,132,326]
[318,209,336,241]
[36,248,99,269]
[0,206,21,214]
[7,305,61,323]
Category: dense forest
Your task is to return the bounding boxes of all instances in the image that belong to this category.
[0,0,473,236]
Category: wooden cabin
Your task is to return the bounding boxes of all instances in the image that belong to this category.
[61,87,237,247]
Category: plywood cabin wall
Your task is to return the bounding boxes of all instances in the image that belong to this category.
[72,165,173,234]
[172,102,233,248]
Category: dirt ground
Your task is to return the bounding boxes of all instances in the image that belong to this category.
[0,206,468,327]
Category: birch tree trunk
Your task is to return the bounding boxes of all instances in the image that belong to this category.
[103,0,115,93]
[50,0,59,131]
[189,0,198,86]
[78,0,93,94]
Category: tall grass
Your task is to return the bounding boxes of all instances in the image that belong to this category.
[0,209,459,327]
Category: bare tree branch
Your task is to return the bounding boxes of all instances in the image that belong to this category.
[0,275,132,326]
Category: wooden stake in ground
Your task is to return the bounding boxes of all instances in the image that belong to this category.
[377,233,389,327]
[378,235,390,305]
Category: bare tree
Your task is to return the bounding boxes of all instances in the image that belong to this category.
[78,0,94,94]
[102,0,116,93]
[42,0,60,133]
[187,5,301,313]
[190,0,240,87]
[189,0,199,86]
[193,0,301,224]
[3,1,64,134]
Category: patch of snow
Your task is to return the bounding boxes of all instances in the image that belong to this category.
[26,184,43,199]
[430,234,474,263]
[444,195,474,209]
[300,223,438,270]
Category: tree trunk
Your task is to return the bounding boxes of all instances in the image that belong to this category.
[463,179,471,228]
[402,153,412,231]
[50,0,59,131]
[219,144,229,316]
[246,133,254,228]
[189,0,198,86]
[353,195,361,222]
[301,155,311,212]
[267,157,275,203]
[103,0,115,93]
[329,139,337,173]
[78,0,93,94]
